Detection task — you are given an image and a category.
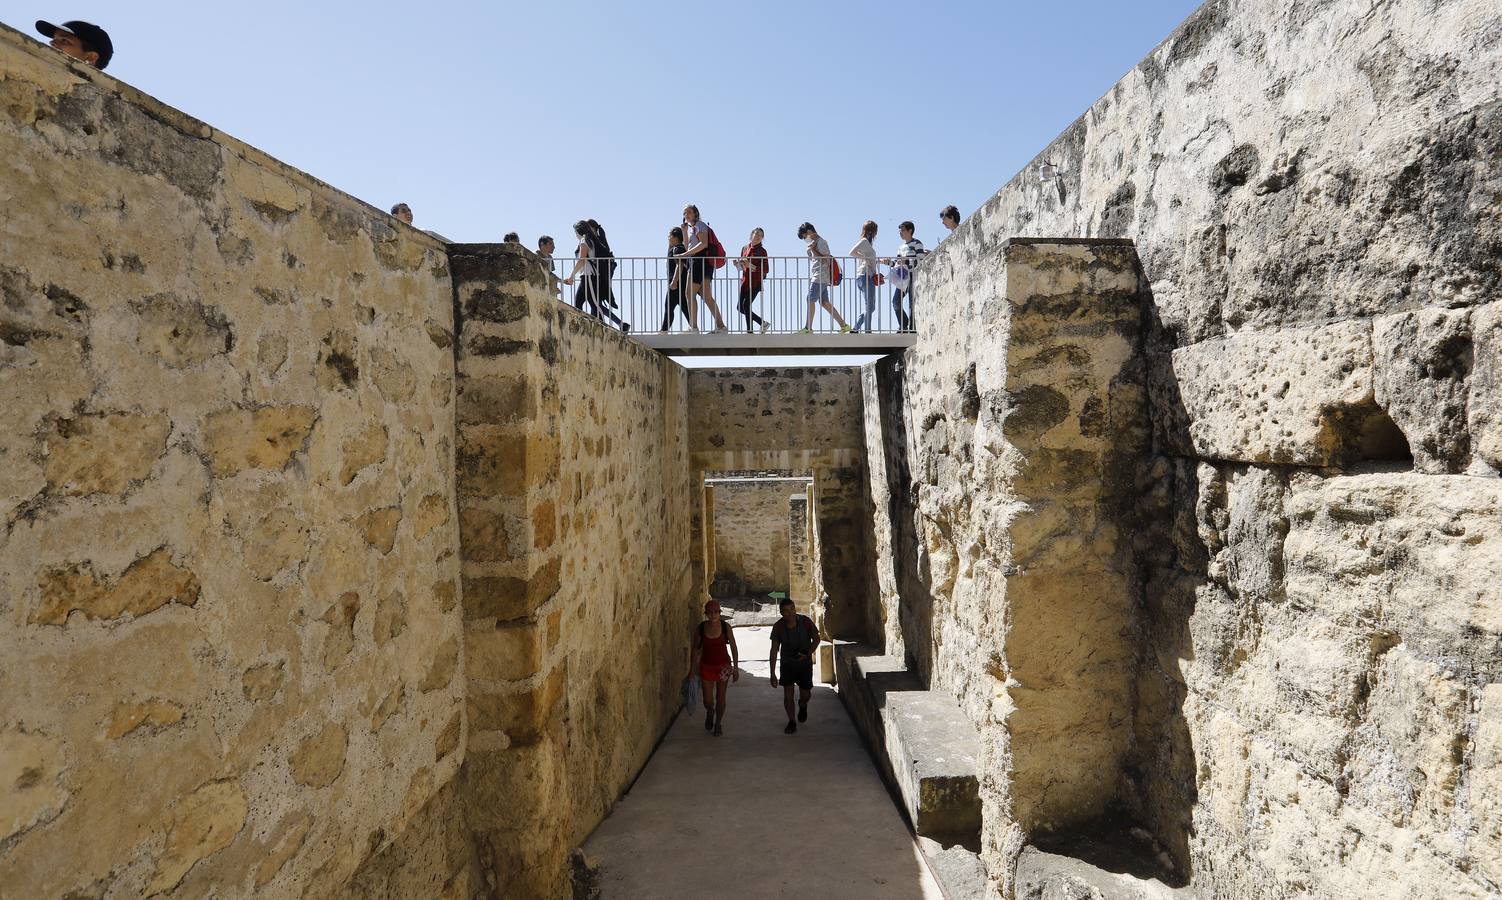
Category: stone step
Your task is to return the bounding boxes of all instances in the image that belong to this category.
[1016,845,1198,900]
[834,645,982,843]
[916,837,987,900]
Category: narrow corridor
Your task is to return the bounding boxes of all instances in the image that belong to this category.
[581,626,944,899]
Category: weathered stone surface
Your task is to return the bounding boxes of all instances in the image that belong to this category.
[373,590,407,646]
[338,423,388,485]
[418,637,460,692]
[466,622,544,682]
[0,728,69,844]
[1373,308,1472,472]
[243,507,309,580]
[468,666,566,745]
[129,293,234,368]
[353,506,401,554]
[241,660,285,702]
[203,405,317,476]
[1470,302,1502,472]
[104,700,184,739]
[32,547,201,625]
[289,723,348,788]
[43,412,170,495]
[1161,321,1374,466]
[435,712,462,761]
[146,780,248,895]
[254,811,313,887]
[413,493,450,542]
[1,28,461,899]
[463,557,562,621]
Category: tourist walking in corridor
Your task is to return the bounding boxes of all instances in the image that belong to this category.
[797,223,851,334]
[660,227,692,331]
[690,600,740,736]
[769,599,820,733]
[881,221,926,331]
[561,220,630,332]
[851,220,882,333]
[679,204,728,332]
[734,227,771,334]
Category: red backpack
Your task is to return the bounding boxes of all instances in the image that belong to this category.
[706,225,727,269]
[830,258,842,286]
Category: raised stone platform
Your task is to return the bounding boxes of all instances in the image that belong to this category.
[834,645,983,842]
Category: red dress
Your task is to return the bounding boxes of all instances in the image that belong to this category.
[698,623,732,683]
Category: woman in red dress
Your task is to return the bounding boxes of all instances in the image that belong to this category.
[690,600,740,736]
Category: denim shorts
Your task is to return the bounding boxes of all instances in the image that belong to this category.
[806,281,829,304]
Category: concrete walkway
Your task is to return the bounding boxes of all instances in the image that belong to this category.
[582,625,944,900]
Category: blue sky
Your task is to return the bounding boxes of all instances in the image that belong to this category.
[10,1,1201,365]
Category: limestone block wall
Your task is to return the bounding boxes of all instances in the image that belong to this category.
[865,240,1149,894]
[708,478,802,594]
[687,368,875,639]
[0,25,465,899]
[888,1,1502,896]
[447,245,694,899]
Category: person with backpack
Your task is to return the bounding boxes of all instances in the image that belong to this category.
[689,599,740,736]
[677,204,728,332]
[561,220,630,332]
[769,598,821,733]
[880,220,926,331]
[850,220,883,333]
[660,226,693,331]
[796,222,851,334]
[733,227,771,334]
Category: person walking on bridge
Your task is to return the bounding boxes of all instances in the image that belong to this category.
[561,220,630,332]
[678,204,728,332]
[660,227,692,331]
[690,600,739,736]
[769,598,820,733]
[851,220,882,333]
[733,227,771,334]
[881,220,926,331]
[797,223,851,334]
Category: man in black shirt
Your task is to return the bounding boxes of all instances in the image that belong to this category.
[769,598,820,734]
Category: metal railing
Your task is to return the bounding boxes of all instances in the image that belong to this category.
[541,255,917,335]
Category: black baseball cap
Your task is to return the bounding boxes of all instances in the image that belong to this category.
[35,20,113,70]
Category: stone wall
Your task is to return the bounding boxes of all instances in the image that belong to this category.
[0,25,466,898]
[880,0,1502,897]
[864,240,1149,894]
[447,245,694,899]
[687,368,875,639]
[708,478,803,594]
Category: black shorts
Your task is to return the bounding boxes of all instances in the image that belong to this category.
[688,255,711,284]
[778,661,814,690]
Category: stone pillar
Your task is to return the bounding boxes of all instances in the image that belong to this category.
[449,244,569,900]
[892,238,1148,892]
[700,482,716,601]
[787,490,812,614]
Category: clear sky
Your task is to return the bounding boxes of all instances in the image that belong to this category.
[9,1,1201,365]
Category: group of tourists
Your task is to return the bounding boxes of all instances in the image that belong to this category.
[540,204,964,336]
[690,598,820,737]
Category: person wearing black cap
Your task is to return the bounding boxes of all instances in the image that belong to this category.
[35,20,112,69]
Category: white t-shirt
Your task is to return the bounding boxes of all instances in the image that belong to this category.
[850,237,878,277]
[806,236,832,284]
[575,239,594,278]
[684,220,709,254]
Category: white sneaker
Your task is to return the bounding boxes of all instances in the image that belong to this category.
[713,324,728,333]
[760,322,770,334]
